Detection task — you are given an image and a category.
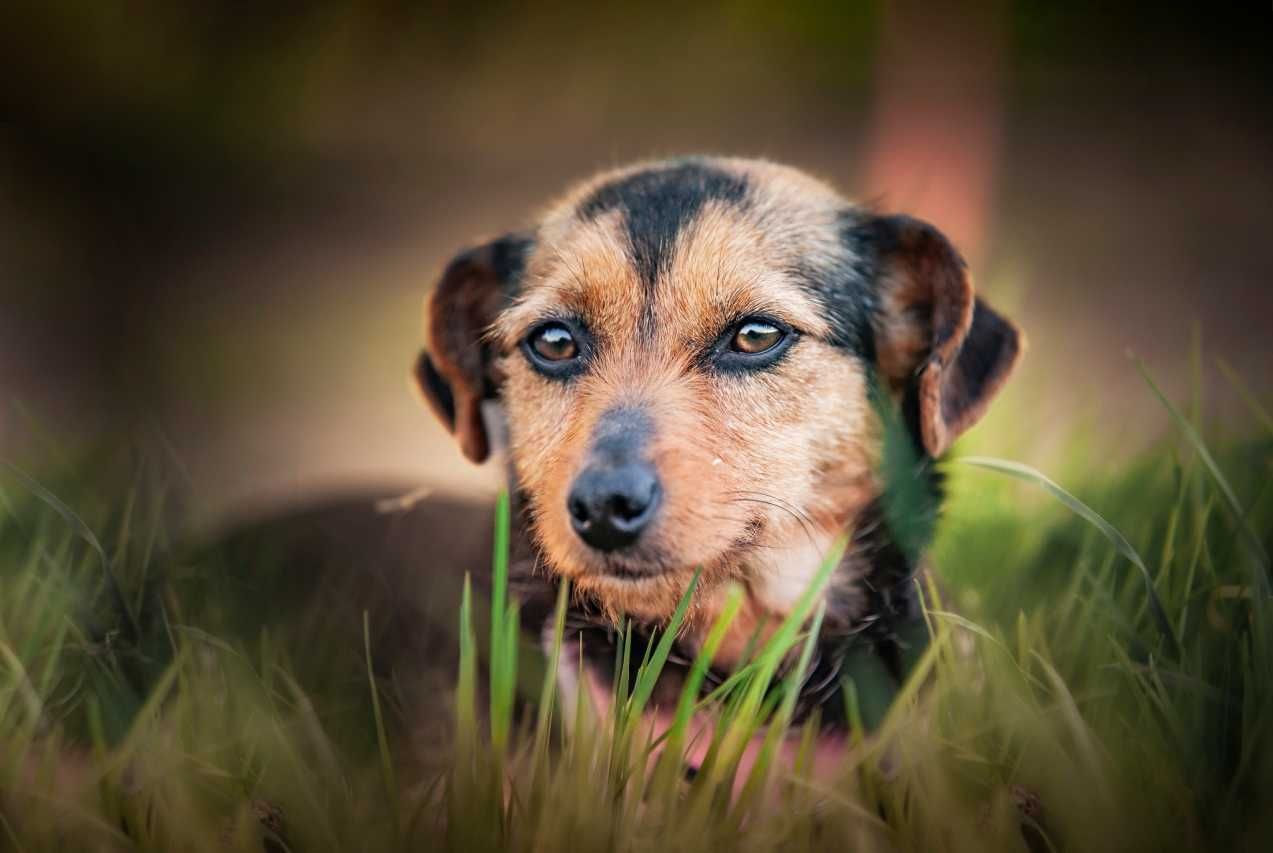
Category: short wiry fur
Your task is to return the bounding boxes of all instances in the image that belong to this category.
[414,156,1022,717]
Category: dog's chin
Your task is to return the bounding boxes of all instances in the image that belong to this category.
[554,540,755,625]
[571,567,694,624]
[536,513,762,622]
[574,550,683,595]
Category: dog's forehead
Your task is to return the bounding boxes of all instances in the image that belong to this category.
[570,160,750,288]
[498,159,860,347]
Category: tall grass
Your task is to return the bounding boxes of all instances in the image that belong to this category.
[1,370,1271,851]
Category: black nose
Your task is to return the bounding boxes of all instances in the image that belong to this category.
[567,463,661,552]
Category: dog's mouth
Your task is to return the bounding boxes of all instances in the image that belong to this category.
[575,515,766,585]
[583,545,689,583]
[594,558,662,582]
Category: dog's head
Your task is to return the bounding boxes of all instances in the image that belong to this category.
[414,158,1021,626]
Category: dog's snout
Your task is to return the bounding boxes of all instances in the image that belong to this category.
[567,462,661,552]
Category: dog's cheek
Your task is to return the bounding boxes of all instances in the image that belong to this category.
[727,349,828,508]
[733,345,874,534]
[502,364,584,531]
[814,364,878,525]
[644,375,746,565]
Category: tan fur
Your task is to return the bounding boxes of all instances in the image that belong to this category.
[491,163,880,659]
[417,157,1022,667]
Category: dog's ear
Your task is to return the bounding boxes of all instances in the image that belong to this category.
[413,233,533,464]
[863,215,1022,457]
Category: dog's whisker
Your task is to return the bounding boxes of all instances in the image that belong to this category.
[724,489,818,532]
[725,497,818,547]
[724,489,819,531]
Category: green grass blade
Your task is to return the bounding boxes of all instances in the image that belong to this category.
[961,455,1181,656]
[533,580,570,759]
[699,535,846,794]
[651,583,745,796]
[732,600,827,817]
[456,573,478,750]
[0,462,140,640]
[1134,357,1271,584]
[363,610,398,832]
[625,569,700,721]
[1216,357,1273,436]
[490,490,513,755]
[0,640,43,729]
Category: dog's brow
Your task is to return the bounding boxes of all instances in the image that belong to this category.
[656,269,833,340]
[577,161,750,288]
[724,303,827,341]
[495,287,592,343]
[496,267,833,351]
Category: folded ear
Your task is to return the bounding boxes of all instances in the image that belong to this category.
[412,233,533,464]
[863,215,1023,457]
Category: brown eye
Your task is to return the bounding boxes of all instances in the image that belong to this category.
[530,323,578,362]
[731,320,783,354]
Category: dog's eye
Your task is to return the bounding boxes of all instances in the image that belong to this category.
[711,316,796,372]
[529,323,578,361]
[731,320,784,354]
[523,321,588,378]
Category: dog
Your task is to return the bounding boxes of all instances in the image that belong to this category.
[413,156,1022,736]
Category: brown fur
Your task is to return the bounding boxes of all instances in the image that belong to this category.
[870,216,1022,456]
[415,157,1022,670]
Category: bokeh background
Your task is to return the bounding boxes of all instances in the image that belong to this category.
[3,1,1271,527]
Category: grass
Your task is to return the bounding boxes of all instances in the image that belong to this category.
[1,368,1271,852]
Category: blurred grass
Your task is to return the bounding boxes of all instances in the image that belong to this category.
[2,366,1271,851]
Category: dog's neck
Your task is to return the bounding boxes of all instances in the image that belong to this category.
[687,494,925,668]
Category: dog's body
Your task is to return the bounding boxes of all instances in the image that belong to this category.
[415,157,1021,728]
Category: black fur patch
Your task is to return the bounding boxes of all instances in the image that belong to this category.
[488,233,535,296]
[415,352,456,430]
[940,299,1019,427]
[577,161,750,287]
[787,210,880,358]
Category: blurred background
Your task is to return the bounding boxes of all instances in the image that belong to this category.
[2,1,1271,528]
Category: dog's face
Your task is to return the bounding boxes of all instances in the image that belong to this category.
[415,158,1021,628]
